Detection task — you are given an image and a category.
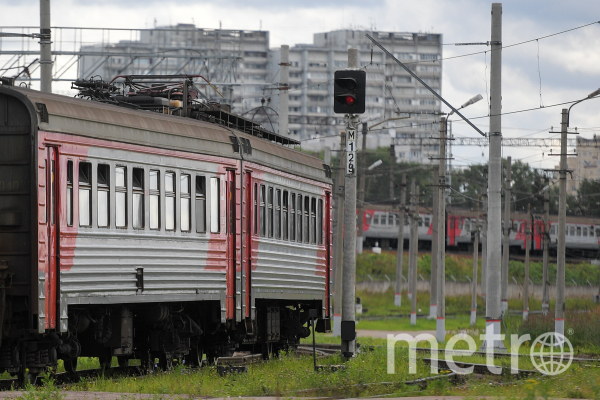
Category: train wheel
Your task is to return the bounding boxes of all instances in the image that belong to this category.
[187,346,203,367]
[64,358,78,373]
[158,353,173,371]
[140,350,154,372]
[117,356,129,367]
[18,370,37,387]
[99,352,113,370]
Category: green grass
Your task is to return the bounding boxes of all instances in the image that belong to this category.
[357,315,486,332]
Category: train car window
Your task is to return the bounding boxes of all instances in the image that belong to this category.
[290,193,296,241]
[67,161,73,226]
[297,194,302,242]
[210,177,220,233]
[318,198,323,245]
[583,227,588,237]
[576,227,581,237]
[310,197,316,244]
[97,164,110,228]
[304,196,310,243]
[195,176,206,233]
[268,187,274,238]
[275,189,281,239]
[282,191,289,240]
[418,218,423,227]
[41,161,47,224]
[374,215,379,225]
[133,168,144,229]
[165,172,175,231]
[596,228,600,237]
[365,214,371,225]
[254,183,258,235]
[50,160,55,225]
[150,170,160,230]
[390,215,395,226]
[570,226,575,236]
[550,225,555,235]
[181,174,191,232]
[259,185,265,237]
[78,162,92,227]
[424,217,430,227]
[115,167,127,228]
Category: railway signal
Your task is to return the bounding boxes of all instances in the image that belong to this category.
[333,70,366,114]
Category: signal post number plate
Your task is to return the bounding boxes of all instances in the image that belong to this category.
[346,128,356,175]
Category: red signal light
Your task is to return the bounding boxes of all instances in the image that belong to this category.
[345,95,356,106]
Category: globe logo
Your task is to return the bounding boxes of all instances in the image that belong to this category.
[529,332,573,376]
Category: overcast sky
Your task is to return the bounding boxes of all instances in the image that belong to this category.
[2,0,600,171]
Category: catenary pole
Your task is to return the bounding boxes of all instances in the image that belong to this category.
[430,166,439,318]
[390,145,395,200]
[356,123,368,254]
[542,183,550,314]
[332,132,346,337]
[483,2,506,352]
[501,156,511,315]
[395,174,407,306]
[471,200,479,326]
[40,0,52,93]
[555,109,568,338]
[341,48,359,358]
[523,203,531,321]
[407,179,416,302]
[410,181,419,325]
[481,184,488,300]
[278,45,289,138]
[436,117,447,342]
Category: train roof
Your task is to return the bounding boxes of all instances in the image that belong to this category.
[1,85,331,185]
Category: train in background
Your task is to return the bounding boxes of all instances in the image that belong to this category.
[361,206,600,257]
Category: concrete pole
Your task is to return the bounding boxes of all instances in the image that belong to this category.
[40,0,53,93]
[501,156,512,315]
[341,48,358,357]
[523,203,531,321]
[430,166,439,318]
[410,183,419,325]
[332,133,346,337]
[471,201,479,326]
[555,109,568,337]
[407,178,416,302]
[481,185,488,300]
[542,186,550,314]
[482,2,506,352]
[278,45,290,137]
[356,123,368,254]
[436,118,447,343]
[395,174,407,307]
[390,145,395,200]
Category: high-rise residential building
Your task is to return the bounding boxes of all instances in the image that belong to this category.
[558,136,600,194]
[269,30,443,162]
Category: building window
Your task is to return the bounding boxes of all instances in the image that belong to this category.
[290,193,296,241]
[181,174,191,232]
[115,166,127,228]
[283,191,289,241]
[165,172,175,231]
[275,189,281,239]
[259,185,266,237]
[78,162,92,227]
[268,187,274,238]
[132,168,144,229]
[195,176,206,233]
[98,164,110,228]
[67,161,73,227]
[210,177,220,233]
[149,170,160,230]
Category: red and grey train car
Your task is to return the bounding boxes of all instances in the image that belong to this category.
[361,207,600,256]
[0,83,332,382]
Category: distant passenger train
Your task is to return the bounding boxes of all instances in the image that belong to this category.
[360,206,600,257]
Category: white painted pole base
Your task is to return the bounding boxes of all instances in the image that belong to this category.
[542,302,549,315]
[410,312,416,325]
[356,236,363,255]
[429,304,437,319]
[436,317,445,343]
[407,292,412,301]
[501,300,508,313]
[394,293,402,307]
[470,309,476,326]
[523,310,529,321]
[479,320,507,352]
[332,314,341,337]
[555,318,565,338]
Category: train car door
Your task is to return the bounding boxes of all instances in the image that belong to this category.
[46,147,59,330]
[226,170,237,321]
